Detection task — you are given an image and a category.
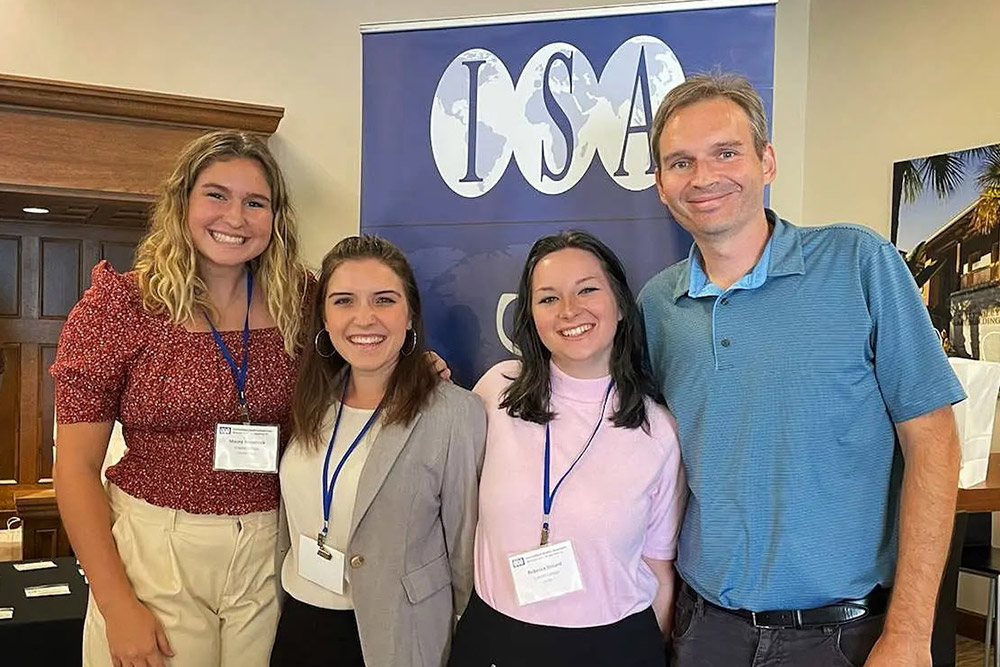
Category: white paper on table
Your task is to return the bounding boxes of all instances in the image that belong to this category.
[13,560,57,572]
[24,584,71,598]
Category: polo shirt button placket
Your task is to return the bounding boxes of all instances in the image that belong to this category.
[721,338,731,348]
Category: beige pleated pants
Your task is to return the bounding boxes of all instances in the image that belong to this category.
[83,484,279,667]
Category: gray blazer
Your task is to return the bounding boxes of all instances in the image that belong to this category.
[278,381,486,667]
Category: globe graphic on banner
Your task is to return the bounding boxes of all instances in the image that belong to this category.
[410,244,527,386]
[595,36,685,191]
[430,48,515,198]
[429,38,685,198]
[511,42,601,196]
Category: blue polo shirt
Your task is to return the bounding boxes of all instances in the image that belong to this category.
[638,211,965,611]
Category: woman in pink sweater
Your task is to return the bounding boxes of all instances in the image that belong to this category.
[449,230,685,667]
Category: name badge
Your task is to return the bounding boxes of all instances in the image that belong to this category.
[213,423,279,473]
[508,540,583,606]
[297,534,345,594]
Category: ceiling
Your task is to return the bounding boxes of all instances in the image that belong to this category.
[0,190,151,228]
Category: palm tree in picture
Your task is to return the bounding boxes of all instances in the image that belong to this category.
[972,148,1000,235]
[892,144,1000,358]
[890,144,1000,242]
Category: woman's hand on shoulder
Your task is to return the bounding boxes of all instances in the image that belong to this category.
[426,350,452,382]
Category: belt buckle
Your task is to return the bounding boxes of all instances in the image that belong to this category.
[750,610,803,630]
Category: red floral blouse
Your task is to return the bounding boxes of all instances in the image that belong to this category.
[51,261,301,515]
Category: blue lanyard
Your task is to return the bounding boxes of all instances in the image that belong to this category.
[205,271,253,424]
[540,381,614,546]
[319,380,382,550]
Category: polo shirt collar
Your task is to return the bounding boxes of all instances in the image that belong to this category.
[672,209,805,302]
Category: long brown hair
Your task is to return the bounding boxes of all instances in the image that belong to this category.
[290,236,439,450]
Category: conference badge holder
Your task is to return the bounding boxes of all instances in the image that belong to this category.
[508,540,584,605]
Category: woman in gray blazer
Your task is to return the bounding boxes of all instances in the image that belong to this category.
[271,235,486,667]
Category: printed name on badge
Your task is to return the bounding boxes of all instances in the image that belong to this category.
[213,423,279,473]
[508,540,583,605]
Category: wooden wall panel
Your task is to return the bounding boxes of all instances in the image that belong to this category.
[0,346,19,483]
[20,236,40,322]
[0,237,19,316]
[15,491,71,559]
[0,110,207,197]
[40,238,82,319]
[27,528,58,559]
[17,345,40,487]
[102,241,137,274]
[37,345,57,483]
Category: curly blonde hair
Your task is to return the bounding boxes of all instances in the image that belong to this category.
[133,130,308,356]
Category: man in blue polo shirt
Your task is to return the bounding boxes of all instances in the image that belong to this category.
[640,73,965,667]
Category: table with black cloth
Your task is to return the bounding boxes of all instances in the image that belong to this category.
[0,556,88,666]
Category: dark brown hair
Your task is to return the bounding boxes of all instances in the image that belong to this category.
[500,230,656,431]
[290,235,439,450]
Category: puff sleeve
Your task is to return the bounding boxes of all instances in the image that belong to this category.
[50,261,148,424]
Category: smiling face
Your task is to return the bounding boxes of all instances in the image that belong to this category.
[186,157,274,273]
[654,96,775,243]
[323,258,412,385]
[530,247,621,379]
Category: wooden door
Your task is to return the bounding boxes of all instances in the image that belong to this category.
[0,194,148,516]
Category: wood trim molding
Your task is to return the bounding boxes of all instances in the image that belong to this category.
[957,608,988,643]
[0,73,283,134]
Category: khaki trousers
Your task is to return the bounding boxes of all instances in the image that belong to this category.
[83,484,279,667]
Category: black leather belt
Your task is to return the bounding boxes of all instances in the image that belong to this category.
[682,582,890,630]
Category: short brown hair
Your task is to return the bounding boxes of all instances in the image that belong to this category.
[650,72,769,167]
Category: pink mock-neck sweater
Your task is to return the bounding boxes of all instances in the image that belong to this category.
[473,359,685,627]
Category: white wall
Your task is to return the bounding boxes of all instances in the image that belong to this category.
[0,0,808,267]
[802,0,1000,235]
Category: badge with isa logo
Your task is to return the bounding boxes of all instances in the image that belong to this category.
[361,1,776,387]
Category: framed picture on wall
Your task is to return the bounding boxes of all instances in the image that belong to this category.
[891,142,1000,360]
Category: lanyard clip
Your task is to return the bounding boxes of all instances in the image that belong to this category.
[316,527,333,559]
[540,517,550,547]
[238,393,250,424]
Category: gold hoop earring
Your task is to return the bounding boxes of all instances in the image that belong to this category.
[314,329,336,359]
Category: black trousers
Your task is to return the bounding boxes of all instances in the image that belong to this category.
[449,591,666,667]
[671,582,884,667]
[270,595,366,667]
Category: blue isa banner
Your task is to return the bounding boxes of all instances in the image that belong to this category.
[361,0,776,387]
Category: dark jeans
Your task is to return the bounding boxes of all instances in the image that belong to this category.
[670,584,884,667]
